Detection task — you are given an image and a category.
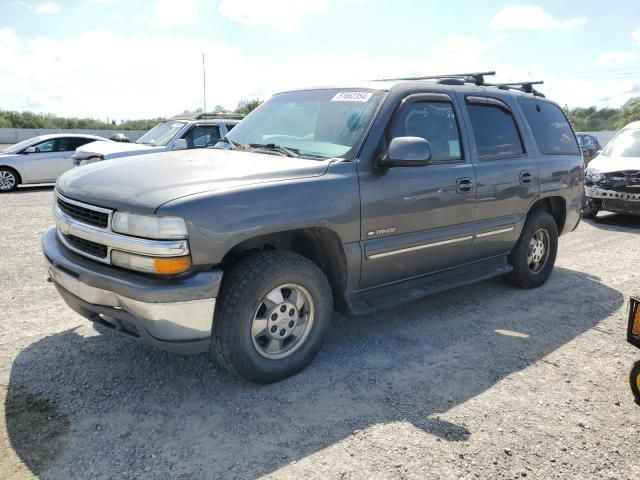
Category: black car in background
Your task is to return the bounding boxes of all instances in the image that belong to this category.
[577,133,602,164]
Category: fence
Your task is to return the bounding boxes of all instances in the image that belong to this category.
[0,128,147,144]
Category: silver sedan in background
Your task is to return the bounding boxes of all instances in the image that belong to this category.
[0,133,107,192]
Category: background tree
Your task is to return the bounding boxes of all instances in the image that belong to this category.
[615,98,640,129]
[234,98,262,115]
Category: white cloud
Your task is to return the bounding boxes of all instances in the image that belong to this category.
[145,0,198,28]
[34,2,61,14]
[89,0,122,4]
[595,51,638,68]
[218,0,330,31]
[490,5,586,31]
[0,27,631,120]
[634,25,640,45]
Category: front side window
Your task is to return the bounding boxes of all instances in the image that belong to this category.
[33,139,58,152]
[518,99,579,156]
[182,125,220,148]
[222,89,384,159]
[601,128,640,157]
[136,121,186,146]
[389,101,463,163]
[467,103,524,159]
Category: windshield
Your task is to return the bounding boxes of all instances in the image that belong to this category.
[602,128,640,157]
[1,137,38,153]
[577,135,587,147]
[135,121,186,146]
[221,89,385,159]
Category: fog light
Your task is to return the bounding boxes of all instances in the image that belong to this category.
[111,250,191,275]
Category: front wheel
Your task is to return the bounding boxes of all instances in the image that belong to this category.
[212,251,333,383]
[0,168,19,192]
[505,210,558,289]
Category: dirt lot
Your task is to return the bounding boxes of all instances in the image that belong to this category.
[1,186,640,480]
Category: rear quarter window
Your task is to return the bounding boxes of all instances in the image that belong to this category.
[518,99,580,155]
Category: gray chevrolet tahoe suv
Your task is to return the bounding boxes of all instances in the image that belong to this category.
[43,72,583,383]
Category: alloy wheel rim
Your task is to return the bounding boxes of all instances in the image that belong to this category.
[0,171,16,191]
[251,283,315,360]
[527,228,550,274]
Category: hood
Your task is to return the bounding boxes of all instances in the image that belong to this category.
[57,148,331,213]
[588,154,640,174]
[76,140,163,159]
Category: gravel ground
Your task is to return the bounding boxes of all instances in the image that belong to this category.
[1,186,640,480]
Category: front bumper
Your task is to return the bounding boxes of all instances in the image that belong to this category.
[43,227,223,354]
[585,185,640,215]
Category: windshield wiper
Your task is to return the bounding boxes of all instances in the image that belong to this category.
[249,143,300,158]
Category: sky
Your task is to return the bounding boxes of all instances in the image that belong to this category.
[0,0,639,121]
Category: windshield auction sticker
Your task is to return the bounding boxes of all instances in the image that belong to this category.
[331,91,374,102]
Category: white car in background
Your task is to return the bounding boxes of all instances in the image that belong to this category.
[0,133,107,192]
[73,114,243,166]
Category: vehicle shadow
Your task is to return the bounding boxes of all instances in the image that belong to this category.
[14,184,55,193]
[584,213,640,230]
[5,267,623,479]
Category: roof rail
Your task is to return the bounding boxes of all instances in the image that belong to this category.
[373,71,545,96]
[374,71,496,85]
[169,112,245,121]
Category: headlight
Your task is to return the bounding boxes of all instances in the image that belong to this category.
[112,212,188,239]
[585,167,604,183]
[111,250,191,275]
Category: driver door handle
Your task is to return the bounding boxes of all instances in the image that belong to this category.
[456,177,474,193]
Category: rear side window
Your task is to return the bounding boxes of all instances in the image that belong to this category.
[518,99,579,155]
[466,103,524,159]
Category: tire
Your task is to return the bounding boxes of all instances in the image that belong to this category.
[630,361,640,405]
[0,167,19,193]
[505,209,558,289]
[212,251,333,383]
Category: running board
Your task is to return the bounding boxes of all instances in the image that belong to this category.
[345,256,512,315]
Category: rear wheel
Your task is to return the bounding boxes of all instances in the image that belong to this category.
[505,209,558,289]
[0,168,19,192]
[212,251,333,383]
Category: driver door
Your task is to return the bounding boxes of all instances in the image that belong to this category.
[22,138,70,183]
[359,93,477,289]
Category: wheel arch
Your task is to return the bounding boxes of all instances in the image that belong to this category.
[221,227,348,300]
[527,196,566,235]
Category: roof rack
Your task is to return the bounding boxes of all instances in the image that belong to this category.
[169,112,245,121]
[375,71,496,86]
[373,71,545,97]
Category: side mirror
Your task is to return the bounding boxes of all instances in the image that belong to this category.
[378,136,432,168]
[23,146,36,154]
[172,139,188,151]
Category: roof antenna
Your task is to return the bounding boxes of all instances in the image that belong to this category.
[202,52,207,116]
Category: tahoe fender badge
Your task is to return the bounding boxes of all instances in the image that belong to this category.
[367,227,397,237]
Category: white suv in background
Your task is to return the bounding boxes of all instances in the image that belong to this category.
[73,113,243,166]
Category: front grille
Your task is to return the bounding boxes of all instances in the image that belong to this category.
[57,198,109,228]
[65,234,108,259]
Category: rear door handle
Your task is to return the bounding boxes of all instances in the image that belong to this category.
[456,177,474,193]
[520,171,533,184]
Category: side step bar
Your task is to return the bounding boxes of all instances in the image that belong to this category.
[345,256,512,315]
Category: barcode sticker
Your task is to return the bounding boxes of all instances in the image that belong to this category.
[331,92,374,102]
